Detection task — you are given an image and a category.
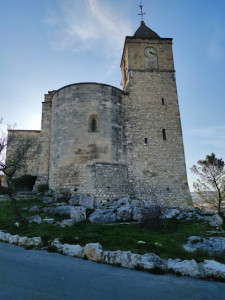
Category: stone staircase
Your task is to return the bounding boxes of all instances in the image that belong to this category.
[0,191,37,201]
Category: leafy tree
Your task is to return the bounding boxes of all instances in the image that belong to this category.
[0,119,38,223]
[191,153,225,214]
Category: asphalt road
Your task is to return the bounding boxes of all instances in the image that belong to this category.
[0,242,225,300]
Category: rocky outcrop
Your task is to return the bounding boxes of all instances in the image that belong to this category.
[26,215,42,224]
[84,243,103,262]
[89,209,116,223]
[62,244,84,258]
[29,195,223,226]
[200,260,225,279]
[59,219,74,227]
[8,235,20,244]
[0,231,11,242]
[43,206,72,216]
[207,214,223,227]
[42,197,55,204]
[70,194,94,210]
[117,205,133,221]
[70,207,86,222]
[167,259,200,277]
[138,253,166,271]
[29,205,40,213]
[18,236,42,247]
[183,236,225,256]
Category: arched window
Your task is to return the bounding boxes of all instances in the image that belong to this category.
[88,114,99,132]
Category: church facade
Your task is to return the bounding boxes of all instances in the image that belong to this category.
[8,21,192,207]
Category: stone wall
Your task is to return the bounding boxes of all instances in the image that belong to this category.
[5,130,40,178]
[88,162,130,203]
[50,162,130,205]
[34,91,54,188]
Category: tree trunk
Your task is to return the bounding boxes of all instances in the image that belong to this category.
[8,191,26,224]
[218,194,221,215]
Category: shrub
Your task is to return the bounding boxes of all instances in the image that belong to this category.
[37,183,49,194]
[11,175,37,192]
[56,188,71,202]
[140,204,165,231]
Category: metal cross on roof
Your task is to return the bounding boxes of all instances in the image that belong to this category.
[138,1,146,22]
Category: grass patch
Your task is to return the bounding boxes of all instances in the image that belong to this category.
[1,199,225,264]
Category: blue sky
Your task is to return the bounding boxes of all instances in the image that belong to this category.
[1,0,225,190]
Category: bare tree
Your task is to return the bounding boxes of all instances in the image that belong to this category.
[191,153,225,214]
[0,119,38,223]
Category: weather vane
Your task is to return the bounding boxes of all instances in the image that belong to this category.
[138,1,146,22]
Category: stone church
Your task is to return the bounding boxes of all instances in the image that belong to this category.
[7,21,192,207]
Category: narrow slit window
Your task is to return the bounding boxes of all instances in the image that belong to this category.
[89,114,99,132]
[91,119,96,132]
[162,98,165,105]
[162,129,166,140]
[144,138,148,144]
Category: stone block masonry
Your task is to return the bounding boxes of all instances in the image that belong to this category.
[50,162,130,205]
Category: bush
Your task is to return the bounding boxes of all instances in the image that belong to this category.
[56,188,71,202]
[11,175,37,192]
[37,183,49,194]
[140,204,165,231]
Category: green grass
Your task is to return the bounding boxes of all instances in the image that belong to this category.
[1,199,225,264]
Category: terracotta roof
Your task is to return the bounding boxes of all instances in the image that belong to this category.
[133,21,160,38]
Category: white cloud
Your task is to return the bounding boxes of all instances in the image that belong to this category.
[45,0,132,58]
[44,12,58,27]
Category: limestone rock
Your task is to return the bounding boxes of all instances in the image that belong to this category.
[18,236,42,247]
[0,231,11,242]
[89,209,116,223]
[184,236,225,256]
[62,244,84,258]
[201,260,225,279]
[164,208,180,219]
[60,219,75,227]
[26,215,42,224]
[117,197,130,207]
[84,243,103,262]
[103,250,141,269]
[117,205,133,221]
[70,206,86,222]
[54,202,67,206]
[29,205,40,213]
[42,197,55,204]
[130,199,145,207]
[133,207,144,221]
[42,218,54,223]
[167,259,200,277]
[8,235,19,244]
[207,214,223,226]
[51,239,63,251]
[43,205,72,216]
[70,194,94,209]
[138,253,166,271]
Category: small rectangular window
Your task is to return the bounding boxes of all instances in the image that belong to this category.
[162,98,165,105]
[162,129,166,140]
[144,138,147,144]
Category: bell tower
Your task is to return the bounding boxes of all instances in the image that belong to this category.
[121,20,192,206]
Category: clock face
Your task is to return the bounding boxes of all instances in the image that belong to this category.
[144,47,157,59]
